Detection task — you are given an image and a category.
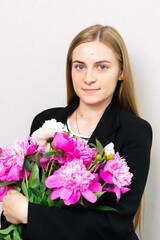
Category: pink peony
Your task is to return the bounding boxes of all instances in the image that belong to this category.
[0,138,37,182]
[0,148,2,155]
[53,132,75,163]
[100,152,133,199]
[73,137,96,166]
[46,159,102,205]
[53,133,95,165]
[32,119,64,152]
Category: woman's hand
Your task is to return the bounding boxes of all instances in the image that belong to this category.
[2,189,29,225]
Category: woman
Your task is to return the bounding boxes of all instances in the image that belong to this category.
[1,24,152,240]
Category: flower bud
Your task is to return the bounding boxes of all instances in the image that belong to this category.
[107,153,114,160]
[104,142,115,155]
[96,154,101,161]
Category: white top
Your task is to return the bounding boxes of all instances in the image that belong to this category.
[64,118,90,143]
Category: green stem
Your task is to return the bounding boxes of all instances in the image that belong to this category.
[24,167,28,189]
[46,161,51,173]
[88,157,106,173]
[42,188,46,198]
[48,160,54,177]
[48,152,58,177]
[102,182,107,188]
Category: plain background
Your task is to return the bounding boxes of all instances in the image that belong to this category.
[0,0,159,239]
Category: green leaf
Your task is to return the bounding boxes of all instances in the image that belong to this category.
[29,163,40,189]
[35,152,40,167]
[0,224,16,235]
[0,181,16,188]
[28,188,34,202]
[41,168,46,183]
[13,185,21,192]
[13,227,22,240]
[96,139,104,155]
[21,180,28,198]
[63,130,70,136]
[40,196,48,206]
[58,152,62,161]
[17,225,22,235]
[0,233,7,238]
[24,158,32,171]
[39,182,46,191]
[78,196,84,206]
[4,235,12,240]
[47,195,54,207]
[45,188,52,196]
[88,143,97,148]
[47,196,64,208]
[94,206,117,211]
[29,188,42,198]
[43,152,55,158]
[94,191,106,199]
[93,161,99,166]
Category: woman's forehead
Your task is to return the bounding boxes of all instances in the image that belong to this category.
[72,41,118,63]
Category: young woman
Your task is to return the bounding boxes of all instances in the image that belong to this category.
[1,24,152,240]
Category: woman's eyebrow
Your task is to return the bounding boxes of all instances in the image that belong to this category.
[96,60,112,64]
[72,60,111,64]
[72,60,84,64]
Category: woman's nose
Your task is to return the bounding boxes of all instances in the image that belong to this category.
[84,69,96,84]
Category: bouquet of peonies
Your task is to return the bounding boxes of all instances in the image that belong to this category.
[0,119,133,240]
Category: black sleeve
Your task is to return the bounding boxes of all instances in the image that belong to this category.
[21,121,152,240]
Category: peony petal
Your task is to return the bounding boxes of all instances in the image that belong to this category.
[89,181,102,192]
[53,133,74,152]
[81,190,97,203]
[121,187,130,194]
[45,175,62,188]
[103,160,116,172]
[114,185,121,199]
[100,169,114,184]
[59,188,73,200]
[26,144,37,155]
[0,185,8,202]
[7,165,21,181]
[94,163,103,173]
[51,187,64,200]
[64,191,81,205]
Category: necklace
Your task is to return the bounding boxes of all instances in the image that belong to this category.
[75,109,81,135]
[75,109,94,136]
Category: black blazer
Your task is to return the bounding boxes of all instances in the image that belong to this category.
[1,97,152,240]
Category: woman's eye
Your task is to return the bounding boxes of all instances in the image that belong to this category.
[98,65,107,70]
[76,65,84,70]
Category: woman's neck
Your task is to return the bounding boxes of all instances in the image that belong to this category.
[77,100,110,122]
[68,99,111,136]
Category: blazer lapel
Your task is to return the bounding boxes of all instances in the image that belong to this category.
[88,97,121,147]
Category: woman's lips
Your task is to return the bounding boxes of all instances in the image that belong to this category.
[83,88,100,92]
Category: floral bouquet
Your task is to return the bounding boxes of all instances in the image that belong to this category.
[0,119,133,240]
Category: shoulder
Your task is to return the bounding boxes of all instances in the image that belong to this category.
[30,107,65,135]
[118,107,152,148]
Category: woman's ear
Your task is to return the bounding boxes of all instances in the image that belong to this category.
[118,71,123,81]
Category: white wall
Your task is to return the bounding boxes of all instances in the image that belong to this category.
[0,0,159,239]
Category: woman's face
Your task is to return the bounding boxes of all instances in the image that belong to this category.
[71,41,123,108]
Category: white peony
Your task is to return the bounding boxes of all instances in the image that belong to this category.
[103,142,115,155]
[32,119,65,152]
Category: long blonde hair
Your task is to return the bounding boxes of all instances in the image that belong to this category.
[66,24,144,238]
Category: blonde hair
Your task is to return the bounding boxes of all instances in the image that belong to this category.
[66,24,144,238]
